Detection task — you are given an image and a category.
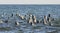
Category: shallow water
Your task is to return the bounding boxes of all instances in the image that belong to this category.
[0,5,60,33]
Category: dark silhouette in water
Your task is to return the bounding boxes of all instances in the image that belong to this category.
[32,15,40,24]
[47,14,54,26]
[32,15,36,24]
[15,21,20,26]
[28,14,33,24]
[36,20,39,23]
[2,19,8,23]
[47,14,51,22]
[47,14,51,26]
[48,14,50,17]
[4,20,8,23]
[47,14,54,21]
[10,13,14,17]
[43,14,54,26]
[27,14,36,26]
[11,13,13,17]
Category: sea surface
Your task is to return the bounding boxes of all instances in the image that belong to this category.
[0,5,60,33]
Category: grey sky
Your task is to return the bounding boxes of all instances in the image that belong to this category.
[0,0,60,4]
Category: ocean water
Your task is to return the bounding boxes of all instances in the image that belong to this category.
[0,5,60,33]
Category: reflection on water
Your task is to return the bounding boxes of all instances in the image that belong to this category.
[0,5,60,33]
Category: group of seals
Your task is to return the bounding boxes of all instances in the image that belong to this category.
[0,13,54,26]
[43,14,54,26]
